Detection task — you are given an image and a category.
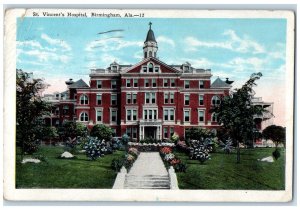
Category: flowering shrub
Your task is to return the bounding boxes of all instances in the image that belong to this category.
[176,140,189,153]
[111,147,140,172]
[189,139,211,164]
[160,147,172,154]
[220,138,234,154]
[159,147,187,173]
[83,137,110,160]
[128,147,139,158]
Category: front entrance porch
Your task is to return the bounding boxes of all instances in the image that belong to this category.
[139,125,161,140]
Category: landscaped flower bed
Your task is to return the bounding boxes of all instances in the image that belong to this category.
[111,146,140,172]
[159,147,187,173]
[128,142,175,152]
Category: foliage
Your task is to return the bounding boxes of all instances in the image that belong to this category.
[262,125,286,148]
[83,137,111,160]
[111,158,124,172]
[121,134,130,144]
[176,140,190,154]
[60,121,88,139]
[185,127,216,144]
[111,147,140,171]
[272,148,281,160]
[211,72,267,163]
[220,138,234,154]
[16,70,52,155]
[90,124,113,142]
[171,133,179,143]
[189,140,210,164]
[160,147,187,172]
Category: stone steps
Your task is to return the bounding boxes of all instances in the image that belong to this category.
[124,174,170,189]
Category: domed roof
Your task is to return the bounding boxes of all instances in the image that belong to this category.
[145,22,156,43]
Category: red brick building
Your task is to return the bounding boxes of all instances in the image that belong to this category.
[73,24,232,141]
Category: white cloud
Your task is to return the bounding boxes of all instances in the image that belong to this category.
[41,33,72,51]
[16,40,43,49]
[184,29,265,54]
[156,36,175,47]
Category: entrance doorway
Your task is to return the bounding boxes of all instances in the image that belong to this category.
[144,127,157,139]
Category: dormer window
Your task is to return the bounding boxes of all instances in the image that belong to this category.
[112,66,117,71]
[155,67,159,73]
[149,51,153,57]
[148,63,153,72]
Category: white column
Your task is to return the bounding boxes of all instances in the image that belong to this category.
[142,126,144,140]
[139,125,142,141]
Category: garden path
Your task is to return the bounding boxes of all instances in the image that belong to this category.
[124,152,170,189]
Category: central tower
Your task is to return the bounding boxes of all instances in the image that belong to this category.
[143,22,158,59]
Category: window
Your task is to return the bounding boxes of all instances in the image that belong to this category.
[170,93,174,103]
[155,67,159,72]
[133,110,137,120]
[145,92,156,104]
[143,66,147,72]
[171,79,175,87]
[184,65,189,72]
[127,110,131,121]
[152,79,156,87]
[96,94,102,105]
[111,94,117,105]
[96,110,102,122]
[164,93,169,104]
[164,127,168,139]
[198,110,204,122]
[164,79,168,87]
[80,112,88,122]
[212,113,218,122]
[148,63,153,72]
[112,128,116,137]
[132,93,137,104]
[184,95,190,106]
[149,51,153,57]
[184,110,190,122]
[80,94,88,105]
[97,80,102,88]
[199,80,204,89]
[55,107,59,115]
[126,93,131,104]
[126,128,132,137]
[133,79,138,87]
[212,95,221,105]
[132,127,137,139]
[127,109,137,121]
[112,65,118,71]
[143,109,157,120]
[126,79,131,87]
[164,109,175,121]
[164,110,168,121]
[184,80,190,89]
[145,79,149,87]
[151,93,156,103]
[199,95,204,105]
[63,105,69,115]
[111,80,117,89]
[111,110,117,123]
[170,127,174,137]
[144,52,147,59]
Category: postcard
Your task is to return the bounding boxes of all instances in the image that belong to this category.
[3,9,294,202]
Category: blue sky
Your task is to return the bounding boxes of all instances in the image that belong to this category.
[16,18,287,125]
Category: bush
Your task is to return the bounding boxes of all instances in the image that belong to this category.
[83,137,110,160]
[189,139,211,164]
[220,138,234,154]
[272,149,281,160]
[111,158,124,172]
[90,124,113,142]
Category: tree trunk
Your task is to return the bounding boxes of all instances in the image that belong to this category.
[237,140,241,164]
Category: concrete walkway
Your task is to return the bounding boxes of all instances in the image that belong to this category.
[124,152,170,189]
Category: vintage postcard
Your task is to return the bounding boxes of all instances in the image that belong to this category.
[3,9,294,202]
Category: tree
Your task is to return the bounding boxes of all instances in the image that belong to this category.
[90,124,113,142]
[60,121,88,139]
[16,70,51,155]
[262,125,286,148]
[211,73,267,163]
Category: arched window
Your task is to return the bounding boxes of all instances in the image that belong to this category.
[80,94,88,105]
[211,95,220,105]
[211,113,218,122]
[144,52,147,58]
[148,63,153,72]
[80,112,89,122]
[149,51,152,57]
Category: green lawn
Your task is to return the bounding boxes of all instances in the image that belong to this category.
[175,148,285,190]
[16,146,125,189]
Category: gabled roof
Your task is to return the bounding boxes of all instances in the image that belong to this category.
[68,79,89,88]
[211,77,231,88]
[121,57,181,74]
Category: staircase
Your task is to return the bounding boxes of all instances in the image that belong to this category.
[124,174,170,189]
[123,152,170,189]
